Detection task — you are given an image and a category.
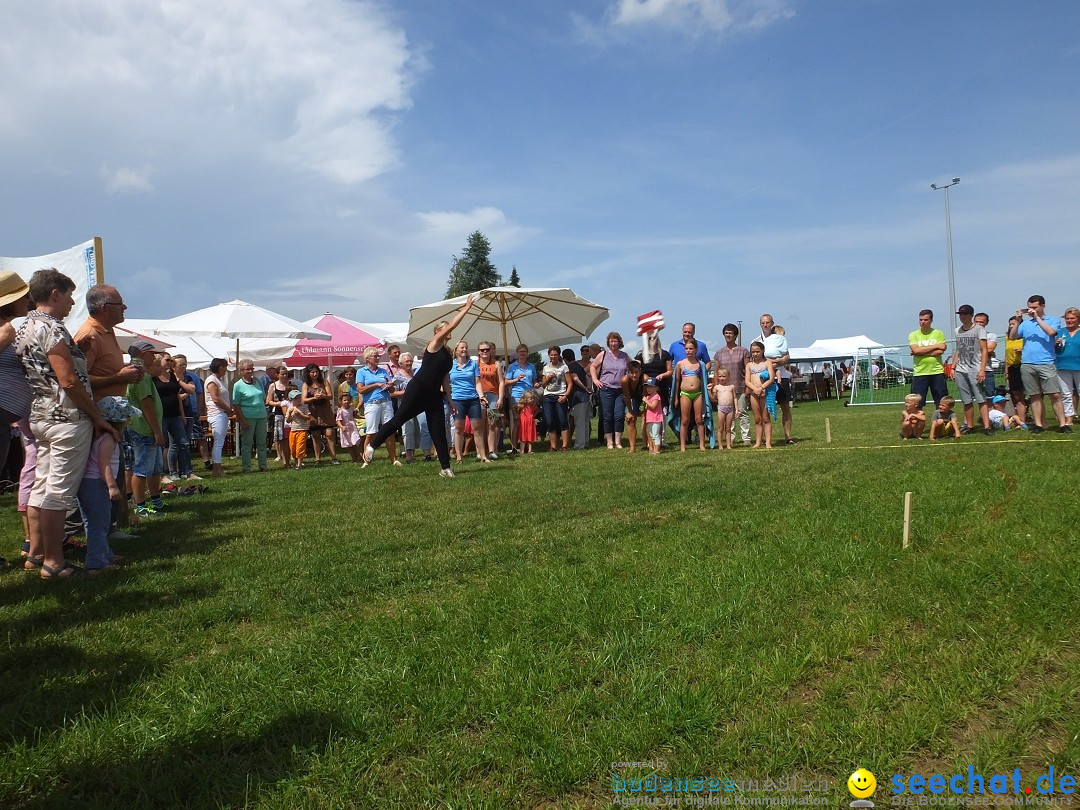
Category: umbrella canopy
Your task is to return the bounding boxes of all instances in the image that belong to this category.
[123,317,301,370]
[153,300,331,340]
[407,287,609,357]
[282,314,386,367]
[114,325,173,353]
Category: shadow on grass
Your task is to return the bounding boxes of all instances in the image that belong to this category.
[0,642,164,754]
[7,710,352,809]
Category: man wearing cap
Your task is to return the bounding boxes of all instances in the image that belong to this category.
[125,340,168,518]
[1008,294,1067,434]
[909,309,948,408]
[953,304,990,434]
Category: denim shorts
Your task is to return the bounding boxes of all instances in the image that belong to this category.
[129,431,164,478]
[452,398,483,422]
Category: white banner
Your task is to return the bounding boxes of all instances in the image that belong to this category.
[0,237,103,328]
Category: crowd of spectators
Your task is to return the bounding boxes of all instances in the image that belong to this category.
[903,296,1077,438]
[2,270,1074,575]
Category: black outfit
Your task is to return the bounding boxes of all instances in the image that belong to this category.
[153,372,182,418]
[636,349,672,412]
[370,347,452,468]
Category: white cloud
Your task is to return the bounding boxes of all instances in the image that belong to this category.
[101,164,154,194]
[609,0,794,35]
[0,0,419,184]
[415,207,541,254]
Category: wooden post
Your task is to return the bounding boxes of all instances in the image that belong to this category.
[92,236,105,283]
[825,417,832,443]
[903,491,913,549]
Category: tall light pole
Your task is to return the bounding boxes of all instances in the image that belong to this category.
[930,177,960,336]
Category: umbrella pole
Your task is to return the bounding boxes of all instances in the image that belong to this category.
[234,338,241,459]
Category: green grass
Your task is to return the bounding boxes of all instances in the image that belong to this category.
[2,399,1078,808]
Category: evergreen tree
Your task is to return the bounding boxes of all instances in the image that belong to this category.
[445,231,501,297]
[507,265,521,287]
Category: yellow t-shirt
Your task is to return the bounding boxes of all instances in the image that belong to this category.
[1005,337,1023,367]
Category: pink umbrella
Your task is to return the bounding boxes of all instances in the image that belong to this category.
[282,314,386,367]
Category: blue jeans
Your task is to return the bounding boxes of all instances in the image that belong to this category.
[598,386,626,436]
[78,477,114,569]
[542,396,568,435]
[164,414,192,477]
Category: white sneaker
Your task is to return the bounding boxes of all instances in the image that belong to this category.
[488,452,498,460]
[185,473,204,481]
[363,444,375,464]
[439,468,455,478]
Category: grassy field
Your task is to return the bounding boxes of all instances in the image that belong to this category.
[2,398,1078,808]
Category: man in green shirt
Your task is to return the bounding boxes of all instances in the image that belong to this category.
[125,340,167,518]
[909,309,948,407]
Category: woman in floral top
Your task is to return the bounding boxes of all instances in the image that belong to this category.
[17,269,116,579]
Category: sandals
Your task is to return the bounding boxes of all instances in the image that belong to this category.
[23,555,44,571]
[40,562,85,580]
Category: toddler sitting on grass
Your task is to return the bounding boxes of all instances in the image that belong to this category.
[988,394,1026,431]
[929,395,962,440]
[899,393,926,439]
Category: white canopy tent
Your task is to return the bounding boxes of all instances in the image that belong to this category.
[787,336,897,401]
[121,318,301,370]
[789,335,895,361]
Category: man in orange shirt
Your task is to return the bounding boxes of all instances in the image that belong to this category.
[74,284,144,538]
[74,285,144,399]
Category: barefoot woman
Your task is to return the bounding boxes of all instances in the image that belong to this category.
[364,295,475,477]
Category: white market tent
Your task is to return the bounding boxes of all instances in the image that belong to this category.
[788,335,895,362]
[787,335,897,401]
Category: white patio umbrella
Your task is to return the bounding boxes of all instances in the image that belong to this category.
[151,300,330,365]
[407,287,609,358]
[150,300,331,457]
[153,300,330,341]
[114,325,173,353]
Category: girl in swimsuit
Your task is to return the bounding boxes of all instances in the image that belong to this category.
[745,341,775,449]
[674,338,706,452]
[712,367,737,450]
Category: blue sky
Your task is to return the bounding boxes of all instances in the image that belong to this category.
[2,0,1077,353]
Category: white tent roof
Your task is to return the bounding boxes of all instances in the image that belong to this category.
[790,335,896,362]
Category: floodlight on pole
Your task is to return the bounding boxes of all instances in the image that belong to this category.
[930,177,960,336]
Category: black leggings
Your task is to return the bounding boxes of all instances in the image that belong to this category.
[370,383,450,468]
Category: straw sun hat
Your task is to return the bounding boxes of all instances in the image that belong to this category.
[0,270,30,308]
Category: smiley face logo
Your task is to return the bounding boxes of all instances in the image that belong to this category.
[848,768,876,799]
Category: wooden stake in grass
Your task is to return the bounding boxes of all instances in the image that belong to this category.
[825,418,832,443]
[902,491,913,549]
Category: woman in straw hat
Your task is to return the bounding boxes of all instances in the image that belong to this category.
[0,270,32,569]
[0,271,32,459]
